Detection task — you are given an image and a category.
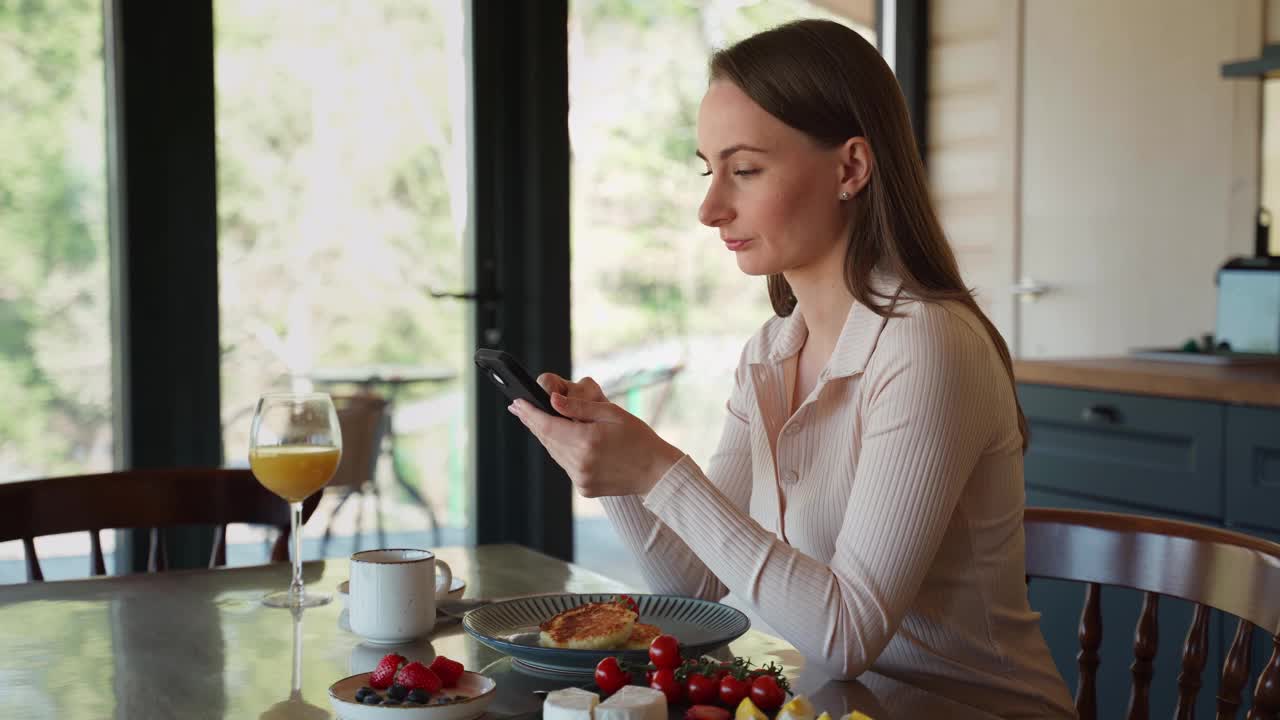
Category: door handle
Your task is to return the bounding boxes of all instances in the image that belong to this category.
[1010,276,1052,303]
[428,289,503,303]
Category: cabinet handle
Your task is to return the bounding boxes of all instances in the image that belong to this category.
[1080,404,1122,424]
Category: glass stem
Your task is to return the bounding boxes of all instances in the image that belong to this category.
[289,501,305,601]
[291,607,303,695]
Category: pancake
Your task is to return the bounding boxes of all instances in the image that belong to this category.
[621,622,661,650]
[538,601,638,650]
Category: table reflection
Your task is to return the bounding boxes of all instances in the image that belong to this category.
[258,607,327,720]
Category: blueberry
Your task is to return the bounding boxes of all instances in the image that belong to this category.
[362,694,382,705]
[407,688,431,704]
[388,684,408,701]
[355,686,374,702]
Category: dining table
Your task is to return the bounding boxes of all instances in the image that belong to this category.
[0,544,1000,720]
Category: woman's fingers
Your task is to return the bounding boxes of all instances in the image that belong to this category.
[537,372,569,395]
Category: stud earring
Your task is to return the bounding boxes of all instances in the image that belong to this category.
[839,191,851,201]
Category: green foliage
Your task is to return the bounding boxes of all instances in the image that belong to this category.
[0,0,110,479]
[2,0,874,486]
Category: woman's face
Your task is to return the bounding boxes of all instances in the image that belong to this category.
[696,80,853,279]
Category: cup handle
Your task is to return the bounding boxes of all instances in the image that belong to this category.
[435,559,453,600]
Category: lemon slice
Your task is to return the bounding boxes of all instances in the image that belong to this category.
[776,696,816,720]
[735,698,769,720]
[839,712,874,720]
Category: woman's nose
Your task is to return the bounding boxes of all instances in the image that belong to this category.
[698,185,735,228]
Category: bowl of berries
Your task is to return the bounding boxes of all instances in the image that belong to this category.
[329,652,496,720]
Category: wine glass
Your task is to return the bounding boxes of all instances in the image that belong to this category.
[249,392,343,608]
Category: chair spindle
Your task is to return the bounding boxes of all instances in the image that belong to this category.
[1218,619,1255,720]
[1175,603,1211,719]
[147,527,168,572]
[211,525,227,568]
[1077,581,1102,720]
[1248,635,1280,720]
[22,537,43,582]
[1127,591,1160,720]
[89,529,106,576]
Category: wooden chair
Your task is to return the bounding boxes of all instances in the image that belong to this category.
[321,393,391,552]
[1025,508,1280,720]
[0,468,321,582]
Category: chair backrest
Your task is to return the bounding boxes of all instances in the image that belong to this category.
[0,468,321,582]
[1024,507,1280,720]
[329,393,389,492]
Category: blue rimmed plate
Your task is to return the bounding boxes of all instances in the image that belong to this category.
[461,594,749,677]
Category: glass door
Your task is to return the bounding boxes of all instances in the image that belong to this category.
[215,0,473,563]
[0,0,115,582]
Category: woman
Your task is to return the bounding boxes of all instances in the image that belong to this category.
[508,19,1075,719]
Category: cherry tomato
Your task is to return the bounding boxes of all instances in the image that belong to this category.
[595,656,629,695]
[648,634,681,669]
[749,675,785,711]
[684,705,731,720]
[718,675,750,708]
[684,672,718,705]
[615,594,639,614]
[650,668,683,704]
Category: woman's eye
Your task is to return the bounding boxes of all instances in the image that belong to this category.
[699,169,712,177]
[733,169,760,177]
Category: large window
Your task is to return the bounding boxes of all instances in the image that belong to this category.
[0,0,114,580]
[567,0,876,585]
[216,0,472,561]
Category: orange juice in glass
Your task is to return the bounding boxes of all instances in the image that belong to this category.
[250,445,341,502]
[249,392,343,608]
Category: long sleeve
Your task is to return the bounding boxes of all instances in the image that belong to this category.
[639,309,1001,679]
[599,360,755,600]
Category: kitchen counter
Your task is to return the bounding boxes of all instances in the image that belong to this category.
[1013,356,1280,407]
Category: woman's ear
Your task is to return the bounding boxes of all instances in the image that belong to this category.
[837,137,874,198]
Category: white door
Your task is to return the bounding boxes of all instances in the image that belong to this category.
[932,0,1262,359]
[1015,0,1260,358]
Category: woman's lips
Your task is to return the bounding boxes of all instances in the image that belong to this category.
[723,238,751,251]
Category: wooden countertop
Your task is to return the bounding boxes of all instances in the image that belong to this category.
[1014,357,1280,407]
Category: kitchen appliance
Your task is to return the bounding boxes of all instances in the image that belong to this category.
[1214,254,1280,354]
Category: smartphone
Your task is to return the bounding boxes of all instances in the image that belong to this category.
[473,348,564,418]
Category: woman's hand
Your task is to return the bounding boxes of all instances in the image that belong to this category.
[508,373,686,498]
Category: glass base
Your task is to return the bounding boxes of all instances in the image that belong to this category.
[261,589,332,609]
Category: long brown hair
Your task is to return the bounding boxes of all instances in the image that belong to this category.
[710,19,1029,450]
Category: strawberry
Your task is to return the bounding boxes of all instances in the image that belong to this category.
[370,653,406,690]
[428,655,465,688]
[395,661,443,693]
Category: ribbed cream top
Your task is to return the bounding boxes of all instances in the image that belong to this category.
[601,289,1076,719]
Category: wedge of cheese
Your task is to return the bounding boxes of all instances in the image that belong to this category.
[544,687,600,720]
[595,685,666,720]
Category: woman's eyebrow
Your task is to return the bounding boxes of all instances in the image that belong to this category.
[694,144,770,161]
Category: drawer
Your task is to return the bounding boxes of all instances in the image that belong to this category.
[1225,405,1280,534]
[1018,384,1224,519]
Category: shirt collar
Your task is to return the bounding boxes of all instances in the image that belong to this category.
[764,270,902,379]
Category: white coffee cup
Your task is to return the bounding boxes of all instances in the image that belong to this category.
[349,548,453,644]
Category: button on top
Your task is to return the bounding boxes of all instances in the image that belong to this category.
[783,422,803,436]
[783,470,799,484]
